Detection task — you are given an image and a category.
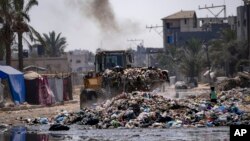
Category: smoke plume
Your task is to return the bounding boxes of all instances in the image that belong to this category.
[66,0,143,50]
[74,0,120,32]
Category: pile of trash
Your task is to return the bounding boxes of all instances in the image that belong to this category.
[25,87,249,129]
[217,72,250,91]
[102,67,169,92]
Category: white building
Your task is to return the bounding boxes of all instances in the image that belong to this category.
[67,50,94,73]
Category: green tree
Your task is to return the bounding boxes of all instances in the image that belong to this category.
[157,46,182,76]
[209,28,247,76]
[0,0,15,65]
[0,0,38,69]
[179,38,204,81]
[0,40,5,61]
[12,0,38,71]
[36,31,67,57]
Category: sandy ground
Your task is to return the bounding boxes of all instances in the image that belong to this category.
[0,86,82,126]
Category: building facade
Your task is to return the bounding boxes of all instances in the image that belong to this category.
[67,50,94,73]
[162,10,235,49]
[11,56,70,73]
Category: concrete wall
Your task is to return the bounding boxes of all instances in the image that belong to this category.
[11,57,70,73]
[180,18,198,32]
[237,6,248,41]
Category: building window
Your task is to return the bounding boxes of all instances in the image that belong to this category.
[243,19,247,26]
[238,21,240,27]
[76,60,81,63]
[166,23,170,28]
[184,19,187,24]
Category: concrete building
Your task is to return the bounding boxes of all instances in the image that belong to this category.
[162,10,234,49]
[67,50,94,73]
[237,6,248,41]
[134,45,164,68]
[237,2,250,59]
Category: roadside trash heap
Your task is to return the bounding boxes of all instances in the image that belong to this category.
[102,67,169,92]
[217,72,250,91]
[35,87,249,129]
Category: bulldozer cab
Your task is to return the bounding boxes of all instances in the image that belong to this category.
[95,50,133,73]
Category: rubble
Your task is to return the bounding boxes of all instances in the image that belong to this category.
[38,87,249,129]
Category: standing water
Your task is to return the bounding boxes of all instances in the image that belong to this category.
[0,126,229,141]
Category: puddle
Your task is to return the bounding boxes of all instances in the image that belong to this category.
[0,126,230,141]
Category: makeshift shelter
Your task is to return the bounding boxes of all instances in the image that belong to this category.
[47,74,73,102]
[24,71,55,105]
[63,76,73,101]
[0,65,26,104]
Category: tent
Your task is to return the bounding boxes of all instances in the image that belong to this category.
[0,65,26,104]
[24,71,55,105]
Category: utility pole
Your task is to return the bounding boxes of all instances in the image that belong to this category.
[146,25,163,36]
[199,4,227,18]
[245,0,250,60]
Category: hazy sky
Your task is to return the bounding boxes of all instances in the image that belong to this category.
[29,0,243,53]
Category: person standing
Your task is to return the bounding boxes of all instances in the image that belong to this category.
[210,86,217,103]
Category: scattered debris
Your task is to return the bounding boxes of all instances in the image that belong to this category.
[217,72,250,91]
[61,88,250,129]
[49,124,70,131]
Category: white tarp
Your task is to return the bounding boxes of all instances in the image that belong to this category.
[48,78,63,102]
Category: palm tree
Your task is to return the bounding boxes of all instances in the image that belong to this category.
[12,0,38,71]
[36,31,67,57]
[157,46,182,76]
[179,38,204,82]
[0,0,15,65]
[209,28,240,76]
[0,40,5,61]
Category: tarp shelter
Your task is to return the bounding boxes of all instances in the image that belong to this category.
[0,65,26,104]
[24,71,55,105]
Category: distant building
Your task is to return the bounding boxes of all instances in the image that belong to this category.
[162,10,235,49]
[134,45,164,67]
[67,50,95,73]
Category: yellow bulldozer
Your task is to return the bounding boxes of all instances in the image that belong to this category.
[80,50,169,108]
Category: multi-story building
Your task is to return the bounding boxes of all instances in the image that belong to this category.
[162,10,235,49]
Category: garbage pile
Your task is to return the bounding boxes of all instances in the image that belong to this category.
[29,87,249,129]
[217,72,250,91]
[102,68,169,92]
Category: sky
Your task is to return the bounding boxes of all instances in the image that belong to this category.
[29,0,243,53]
